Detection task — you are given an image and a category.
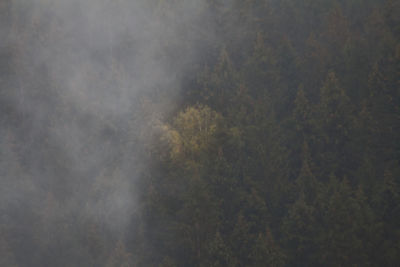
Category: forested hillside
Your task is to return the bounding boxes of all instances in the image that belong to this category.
[0,0,399,266]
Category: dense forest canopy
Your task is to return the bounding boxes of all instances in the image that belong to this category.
[0,0,399,266]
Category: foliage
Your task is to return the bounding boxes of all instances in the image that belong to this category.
[0,0,399,266]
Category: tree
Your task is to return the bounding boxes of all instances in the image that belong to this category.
[205,231,237,267]
[106,241,132,267]
[282,193,317,266]
[315,72,355,178]
[249,228,285,267]
[295,142,320,204]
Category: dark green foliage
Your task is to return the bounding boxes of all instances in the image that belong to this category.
[1,0,399,266]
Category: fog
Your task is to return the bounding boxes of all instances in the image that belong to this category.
[1,0,214,265]
[2,0,399,266]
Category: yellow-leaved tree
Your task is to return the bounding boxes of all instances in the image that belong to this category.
[162,105,222,162]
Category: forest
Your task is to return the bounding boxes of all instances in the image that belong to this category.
[0,0,399,266]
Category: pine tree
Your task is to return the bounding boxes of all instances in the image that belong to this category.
[295,141,319,204]
[316,71,355,178]
[205,231,237,267]
[106,241,132,267]
[282,193,317,266]
[249,228,285,267]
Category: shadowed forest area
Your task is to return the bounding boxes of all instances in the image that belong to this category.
[0,0,399,266]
